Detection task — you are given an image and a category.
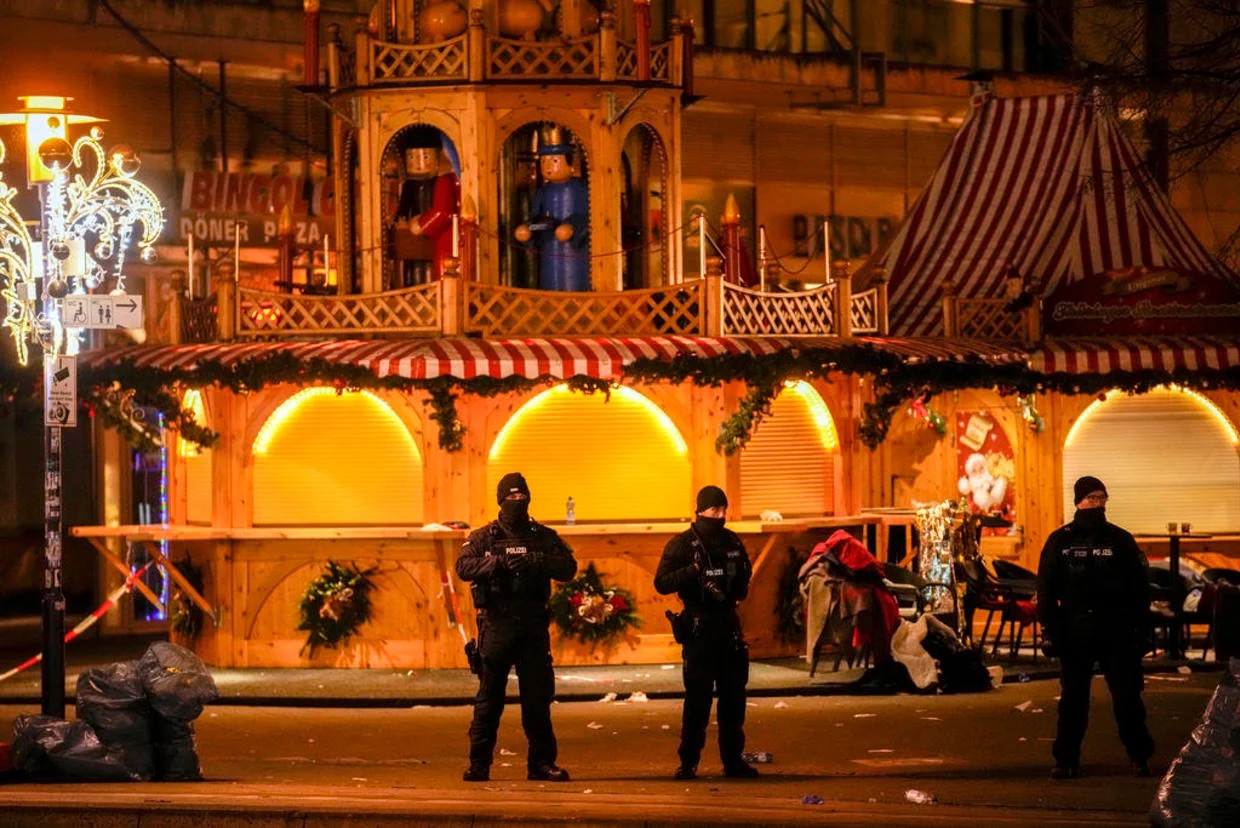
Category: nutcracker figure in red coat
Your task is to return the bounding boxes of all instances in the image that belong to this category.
[394,127,460,285]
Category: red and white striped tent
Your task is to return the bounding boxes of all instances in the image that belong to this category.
[878,91,1238,338]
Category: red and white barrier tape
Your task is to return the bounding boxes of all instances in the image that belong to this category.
[0,561,156,684]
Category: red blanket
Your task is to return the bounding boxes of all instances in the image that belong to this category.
[808,530,902,663]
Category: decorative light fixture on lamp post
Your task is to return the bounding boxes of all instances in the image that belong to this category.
[0,95,163,717]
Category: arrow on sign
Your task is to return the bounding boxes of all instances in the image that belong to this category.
[114,298,138,312]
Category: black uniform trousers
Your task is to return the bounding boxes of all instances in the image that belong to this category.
[1053,625,1154,768]
[679,621,749,768]
[468,612,558,771]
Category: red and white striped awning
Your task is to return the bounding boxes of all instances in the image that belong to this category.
[880,93,1238,337]
[87,336,854,381]
[1032,336,1240,374]
[856,336,1028,364]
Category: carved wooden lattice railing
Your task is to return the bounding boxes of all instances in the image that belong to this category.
[181,296,219,343]
[720,282,837,336]
[235,285,441,337]
[649,41,671,82]
[487,36,599,79]
[371,37,468,82]
[957,298,1027,341]
[464,281,704,337]
[615,42,639,78]
[849,287,881,334]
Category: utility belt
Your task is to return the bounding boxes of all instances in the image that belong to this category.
[665,607,741,645]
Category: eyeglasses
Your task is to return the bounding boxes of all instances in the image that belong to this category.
[1083,493,1109,503]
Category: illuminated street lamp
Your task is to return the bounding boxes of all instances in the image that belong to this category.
[0,96,163,717]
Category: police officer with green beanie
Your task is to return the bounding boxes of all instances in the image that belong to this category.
[456,472,577,782]
[1037,475,1155,780]
[655,485,757,780]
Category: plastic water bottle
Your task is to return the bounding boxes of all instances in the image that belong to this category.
[565,497,575,525]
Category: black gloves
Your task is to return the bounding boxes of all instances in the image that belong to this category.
[703,579,728,603]
[505,550,539,573]
[1040,639,1058,659]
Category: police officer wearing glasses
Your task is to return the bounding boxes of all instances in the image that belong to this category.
[456,472,577,783]
[1036,475,1155,780]
[655,485,757,781]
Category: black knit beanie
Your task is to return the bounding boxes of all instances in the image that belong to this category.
[1073,475,1107,505]
[695,485,728,513]
[497,472,531,504]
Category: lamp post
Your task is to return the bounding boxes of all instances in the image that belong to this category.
[0,96,163,717]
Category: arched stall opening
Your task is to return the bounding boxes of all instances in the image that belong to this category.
[739,381,840,518]
[1062,386,1240,533]
[380,124,462,290]
[620,123,669,289]
[499,122,591,290]
[251,388,425,525]
[486,384,690,522]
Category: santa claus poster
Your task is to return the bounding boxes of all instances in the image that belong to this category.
[955,410,1017,534]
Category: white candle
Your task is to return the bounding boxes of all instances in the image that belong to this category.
[451,214,460,258]
[324,234,330,283]
[187,233,195,299]
[234,224,241,279]
[824,218,831,283]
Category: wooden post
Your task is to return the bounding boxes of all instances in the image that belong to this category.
[634,0,651,81]
[835,261,852,338]
[440,271,461,336]
[721,194,742,285]
[218,275,237,341]
[1026,295,1042,344]
[669,16,684,90]
[873,266,889,336]
[326,23,341,88]
[680,15,695,100]
[355,28,371,85]
[704,271,723,335]
[167,271,185,345]
[599,9,616,82]
[941,279,958,338]
[467,8,485,82]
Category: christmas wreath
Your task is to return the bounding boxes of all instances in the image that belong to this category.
[549,562,640,647]
[296,561,377,656]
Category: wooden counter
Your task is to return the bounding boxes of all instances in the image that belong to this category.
[71,517,876,670]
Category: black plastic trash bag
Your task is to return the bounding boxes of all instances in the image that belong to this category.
[920,616,993,694]
[138,641,219,721]
[12,714,139,782]
[152,717,203,781]
[1150,657,1240,826]
[76,661,155,780]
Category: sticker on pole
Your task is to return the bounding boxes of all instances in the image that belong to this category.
[45,355,77,428]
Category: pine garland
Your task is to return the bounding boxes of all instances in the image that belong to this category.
[0,338,1229,456]
[296,560,377,656]
[549,562,640,647]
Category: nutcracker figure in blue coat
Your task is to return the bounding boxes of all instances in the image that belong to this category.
[514,129,590,291]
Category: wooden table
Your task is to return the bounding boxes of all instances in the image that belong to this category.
[1135,531,1213,659]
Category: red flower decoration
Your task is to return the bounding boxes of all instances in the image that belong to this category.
[608,595,629,612]
[569,592,584,607]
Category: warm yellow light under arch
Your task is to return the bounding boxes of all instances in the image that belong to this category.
[783,380,840,450]
[1066,385,1239,449]
[178,390,207,458]
[252,388,423,525]
[487,384,690,522]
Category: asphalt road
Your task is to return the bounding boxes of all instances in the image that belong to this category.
[0,669,1217,825]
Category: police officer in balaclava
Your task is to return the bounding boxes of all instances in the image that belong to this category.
[654,485,758,780]
[456,472,578,782]
[1036,475,1155,780]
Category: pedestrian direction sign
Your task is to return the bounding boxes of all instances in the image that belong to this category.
[62,294,144,329]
